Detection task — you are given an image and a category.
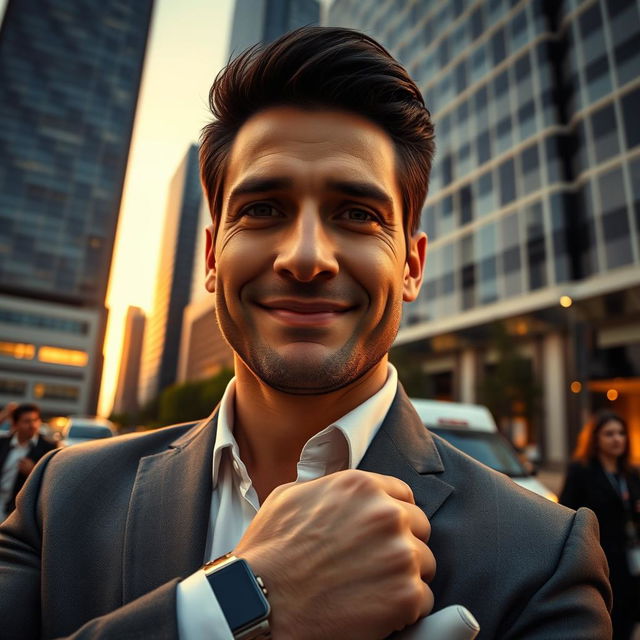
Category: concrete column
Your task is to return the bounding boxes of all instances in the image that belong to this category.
[459,348,476,404]
[541,333,568,466]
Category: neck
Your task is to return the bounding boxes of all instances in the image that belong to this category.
[16,432,32,446]
[232,355,389,499]
[598,453,619,473]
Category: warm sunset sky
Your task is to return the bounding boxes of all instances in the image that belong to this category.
[98,0,234,415]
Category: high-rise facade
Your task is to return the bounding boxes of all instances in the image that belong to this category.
[326,0,640,463]
[112,306,145,416]
[139,145,202,405]
[0,0,154,416]
[228,0,320,58]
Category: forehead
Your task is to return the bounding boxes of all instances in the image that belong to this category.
[600,419,624,431]
[224,107,400,202]
[15,411,39,422]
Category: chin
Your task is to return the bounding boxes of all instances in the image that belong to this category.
[247,344,378,396]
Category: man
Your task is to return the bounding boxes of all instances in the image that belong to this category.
[0,27,611,640]
[0,403,56,522]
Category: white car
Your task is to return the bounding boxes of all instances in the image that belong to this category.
[60,417,116,447]
[410,398,558,502]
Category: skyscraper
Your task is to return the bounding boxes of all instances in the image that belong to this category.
[112,306,145,416]
[138,144,202,406]
[326,0,640,463]
[228,0,320,58]
[0,0,154,416]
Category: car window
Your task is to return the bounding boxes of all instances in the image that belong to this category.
[430,428,528,477]
[67,425,112,439]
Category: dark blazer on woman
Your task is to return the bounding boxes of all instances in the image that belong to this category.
[560,460,640,556]
[561,459,640,637]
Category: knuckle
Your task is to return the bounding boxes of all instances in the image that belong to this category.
[335,468,374,492]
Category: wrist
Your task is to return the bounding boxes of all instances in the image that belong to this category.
[203,553,271,639]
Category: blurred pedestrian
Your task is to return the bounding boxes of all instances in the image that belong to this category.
[0,403,56,522]
[560,410,640,639]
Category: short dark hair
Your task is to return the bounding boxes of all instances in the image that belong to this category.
[11,403,41,424]
[200,26,435,238]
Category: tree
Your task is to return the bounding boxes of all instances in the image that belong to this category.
[157,368,234,426]
[477,322,542,446]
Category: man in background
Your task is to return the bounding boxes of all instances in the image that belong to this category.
[0,403,56,522]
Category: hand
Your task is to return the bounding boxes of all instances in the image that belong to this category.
[234,469,435,640]
[0,401,18,423]
[18,457,35,476]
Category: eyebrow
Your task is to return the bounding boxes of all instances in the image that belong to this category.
[226,176,393,210]
[326,179,393,209]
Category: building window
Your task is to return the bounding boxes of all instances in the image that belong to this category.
[32,383,80,401]
[521,143,541,195]
[498,159,517,206]
[0,308,89,335]
[0,341,36,360]
[621,87,640,150]
[38,346,88,367]
[525,202,547,290]
[476,171,496,217]
[0,378,27,397]
[599,166,633,269]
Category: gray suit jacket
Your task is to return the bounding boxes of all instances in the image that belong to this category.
[0,387,611,639]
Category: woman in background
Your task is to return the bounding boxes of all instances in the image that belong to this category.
[560,411,640,639]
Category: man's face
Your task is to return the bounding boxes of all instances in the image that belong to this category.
[13,411,41,442]
[205,107,426,394]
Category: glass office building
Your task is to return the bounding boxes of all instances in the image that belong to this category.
[228,0,320,58]
[327,0,640,464]
[0,0,154,415]
[138,145,202,406]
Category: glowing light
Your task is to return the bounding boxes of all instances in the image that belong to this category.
[0,341,35,360]
[38,346,88,367]
[607,389,619,401]
[560,295,573,308]
[570,381,582,394]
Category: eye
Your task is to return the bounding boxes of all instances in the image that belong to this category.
[243,203,281,218]
[340,208,379,223]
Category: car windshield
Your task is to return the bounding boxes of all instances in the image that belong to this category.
[429,428,528,477]
[67,425,112,439]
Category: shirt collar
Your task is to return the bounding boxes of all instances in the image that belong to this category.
[211,364,398,487]
[10,432,38,448]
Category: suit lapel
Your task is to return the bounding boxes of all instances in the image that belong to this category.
[0,436,10,471]
[594,461,625,506]
[122,413,219,602]
[359,386,453,519]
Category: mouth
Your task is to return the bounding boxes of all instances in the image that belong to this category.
[257,298,355,327]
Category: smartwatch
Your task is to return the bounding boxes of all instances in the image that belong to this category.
[203,553,271,639]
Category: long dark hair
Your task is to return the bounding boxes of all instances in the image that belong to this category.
[572,410,631,471]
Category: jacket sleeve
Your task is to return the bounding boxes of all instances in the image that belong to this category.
[0,450,182,640]
[502,507,612,640]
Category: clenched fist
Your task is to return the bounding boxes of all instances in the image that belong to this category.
[234,469,435,640]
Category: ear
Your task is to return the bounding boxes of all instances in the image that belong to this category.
[204,225,216,293]
[402,232,427,302]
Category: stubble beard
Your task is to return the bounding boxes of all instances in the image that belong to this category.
[215,294,402,396]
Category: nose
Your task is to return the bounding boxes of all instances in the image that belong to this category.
[273,204,339,282]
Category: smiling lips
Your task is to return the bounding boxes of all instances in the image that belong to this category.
[258,299,354,326]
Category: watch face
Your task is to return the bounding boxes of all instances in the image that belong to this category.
[207,559,270,632]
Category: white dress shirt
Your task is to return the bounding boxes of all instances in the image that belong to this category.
[0,433,37,522]
[176,364,399,639]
